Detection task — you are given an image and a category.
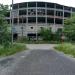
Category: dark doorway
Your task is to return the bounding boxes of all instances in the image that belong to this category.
[13,33,18,40]
[27,33,40,40]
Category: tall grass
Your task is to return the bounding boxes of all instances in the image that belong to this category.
[55,43,75,57]
[0,43,27,57]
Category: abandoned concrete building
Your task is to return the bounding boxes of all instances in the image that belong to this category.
[5,1,75,39]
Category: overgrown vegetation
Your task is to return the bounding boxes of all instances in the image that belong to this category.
[0,4,27,57]
[55,43,75,57]
[0,43,27,57]
[0,4,11,47]
[64,13,75,41]
[39,28,63,42]
[39,28,52,41]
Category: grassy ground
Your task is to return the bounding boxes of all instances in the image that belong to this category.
[0,43,27,57]
[55,43,75,57]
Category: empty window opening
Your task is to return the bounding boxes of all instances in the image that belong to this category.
[19,18,26,23]
[37,2,45,7]
[28,9,36,15]
[47,3,54,8]
[13,4,18,9]
[55,18,63,24]
[38,17,45,23]
[14,18,18,24]
[19,10,27,15]
[56,4,63,9]
[64,12,71,17]
[28,2,36,7]
[19,18,22,23]
[5,12,10,17]
[37,9,45,15]
[13,33,18,40]
[28,17,36,23]
[56,11,63,16]
[64,6,71,11]
[47,10,54,15]
[19,2,27,8]
[72,8,75,12]
[47,18,54,23]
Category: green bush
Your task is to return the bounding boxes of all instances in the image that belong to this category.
[0,43,27,57]
[55,43,75,57]
[17,37,28,43]
[39,28,52,41]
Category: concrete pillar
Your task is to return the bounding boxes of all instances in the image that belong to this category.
[53,3,56,32]
[26,2,28,37]
[45,2,47,28]
[36,2,38,40]
[63,6,64,26]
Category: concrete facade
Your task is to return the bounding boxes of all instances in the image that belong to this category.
[6,1,75,39]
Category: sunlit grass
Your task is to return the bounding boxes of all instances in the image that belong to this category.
[55,43,75,57]
[0,43,27,57]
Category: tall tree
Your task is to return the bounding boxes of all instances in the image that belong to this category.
[64,13,75,41]
[0,4,10,47]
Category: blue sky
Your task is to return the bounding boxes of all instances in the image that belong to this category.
[0,0,75,7]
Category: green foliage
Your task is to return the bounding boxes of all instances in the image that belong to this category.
[39,28,52,41]
[64,13,75,41]
[0,4,10,47]
[17,37,28,43]
[0,43,27,56]
[0,4,9,16]
[53,29,62,41]
[55,43,75,57]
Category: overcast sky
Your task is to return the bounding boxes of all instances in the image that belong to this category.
[0,0,75,7]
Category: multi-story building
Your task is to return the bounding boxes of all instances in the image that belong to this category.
[6,1,75,39]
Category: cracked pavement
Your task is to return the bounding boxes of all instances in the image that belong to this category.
[0,44,75,75]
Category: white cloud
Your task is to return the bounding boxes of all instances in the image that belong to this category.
[0,0,75,7]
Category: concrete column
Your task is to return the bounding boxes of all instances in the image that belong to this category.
[26,2,28,37]
[63,6,64,26]
[45,3,47,28]
[17,3,19,37]
[53,3,56,32]
[36,2,38,40]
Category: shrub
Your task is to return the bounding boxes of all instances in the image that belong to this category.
[0,43,27,56]
[55,43,75,57]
